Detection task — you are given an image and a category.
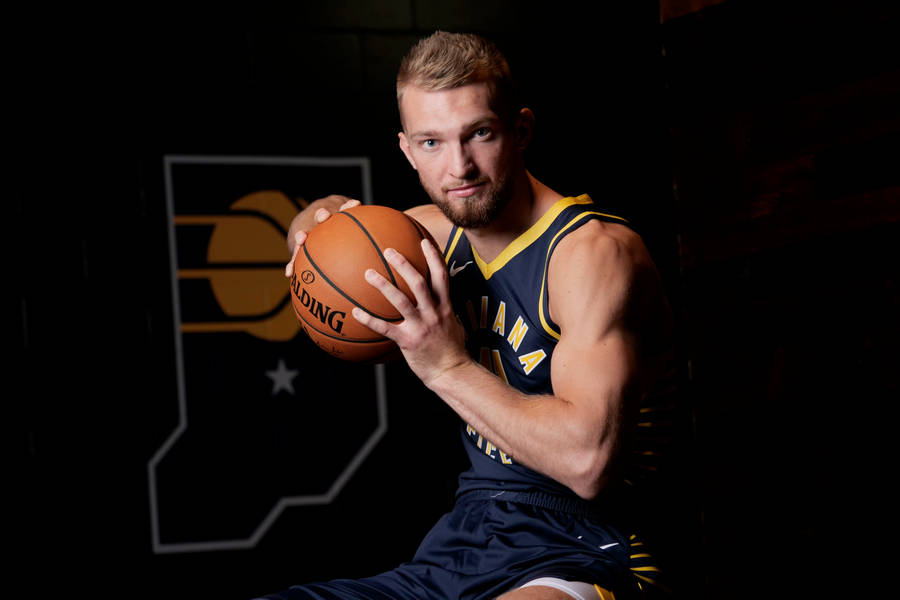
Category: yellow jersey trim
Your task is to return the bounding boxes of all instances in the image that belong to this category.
[470,195,594,280]
[537,209,629,340]
[593,584,616,599]
[444,227,465,264]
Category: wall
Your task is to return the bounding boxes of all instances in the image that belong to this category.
[15,1,897,599]
[662,1,899,598]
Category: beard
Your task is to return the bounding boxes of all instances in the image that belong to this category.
[423,172,514,229]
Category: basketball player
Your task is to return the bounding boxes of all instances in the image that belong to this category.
[262,32,673,599]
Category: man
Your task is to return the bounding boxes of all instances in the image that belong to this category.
[261,31,672,599]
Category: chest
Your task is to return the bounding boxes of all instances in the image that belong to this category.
[446,243,557,394]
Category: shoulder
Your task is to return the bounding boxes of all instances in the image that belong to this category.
[405,204,453,250]
[547,220,658,331]
[551,220,651,289]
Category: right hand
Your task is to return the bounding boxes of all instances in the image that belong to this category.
[284,196,361,277]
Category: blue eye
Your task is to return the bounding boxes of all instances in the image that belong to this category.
[475,128,490,137]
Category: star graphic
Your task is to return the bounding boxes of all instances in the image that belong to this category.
[265,358,299,395]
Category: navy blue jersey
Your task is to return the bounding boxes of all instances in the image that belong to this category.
[255,196,668,600]
[442,194,632,498]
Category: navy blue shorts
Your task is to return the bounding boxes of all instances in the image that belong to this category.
[256,490,658,599]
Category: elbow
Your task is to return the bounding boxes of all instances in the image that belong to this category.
[567,446,613,501]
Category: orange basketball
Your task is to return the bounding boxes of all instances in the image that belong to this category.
[289,204,435,362]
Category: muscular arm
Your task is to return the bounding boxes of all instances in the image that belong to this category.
[357,220,664,499]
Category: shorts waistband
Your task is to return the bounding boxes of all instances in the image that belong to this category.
[455,489,606,518]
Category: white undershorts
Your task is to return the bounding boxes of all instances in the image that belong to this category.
[518,577,605,599]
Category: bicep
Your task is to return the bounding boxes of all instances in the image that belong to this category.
[551,326,638,410]
[547,224,644,423]
[549,326,639,497]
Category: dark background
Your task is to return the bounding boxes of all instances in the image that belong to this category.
[14,1,898,598]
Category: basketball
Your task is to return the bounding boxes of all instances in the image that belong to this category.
[289,204,435,362]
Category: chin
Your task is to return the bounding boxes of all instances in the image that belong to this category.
[432,190,506,228]
[440,201,494,229]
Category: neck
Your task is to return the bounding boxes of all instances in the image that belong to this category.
[464,172,563,263]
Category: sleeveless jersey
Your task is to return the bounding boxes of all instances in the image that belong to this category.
[442,194,632,498]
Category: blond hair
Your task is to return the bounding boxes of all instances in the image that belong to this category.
[396,31,519,125]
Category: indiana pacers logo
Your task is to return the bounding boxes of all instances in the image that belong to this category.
[174,188,304,341]
[151,155,387,555]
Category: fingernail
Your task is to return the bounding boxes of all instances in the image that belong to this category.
[383,248,397,259]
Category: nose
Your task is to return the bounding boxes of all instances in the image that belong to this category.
[448,142,476,180]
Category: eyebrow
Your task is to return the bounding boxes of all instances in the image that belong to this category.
[409,130,439,140]
[408,116,501,140]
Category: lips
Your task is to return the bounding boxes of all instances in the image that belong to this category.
[446,182,487,198]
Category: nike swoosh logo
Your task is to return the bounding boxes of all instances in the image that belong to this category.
[449,260,473,277]
[599,543,619,550]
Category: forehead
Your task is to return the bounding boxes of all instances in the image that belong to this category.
[400,82,500,134]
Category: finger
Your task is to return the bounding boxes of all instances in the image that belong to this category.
[314,207,332,223]
[383,248,433,310]
[284,230,308,277]
[350,306,394,338]
[363,266,418,316]
[420,238,451,306]
[339,199,361,211]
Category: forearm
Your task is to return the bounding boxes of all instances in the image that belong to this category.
[350,234,630,500]
[426,359,617,499]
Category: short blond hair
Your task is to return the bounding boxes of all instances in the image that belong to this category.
[396,31,519,125]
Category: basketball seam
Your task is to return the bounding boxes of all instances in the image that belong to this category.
[338,211,399,287]
[302,242,402,322]
[404,214,432,282]
[404,214,427,241]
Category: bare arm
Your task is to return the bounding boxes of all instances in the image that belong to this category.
[353,221,664,499]
[404,203,453,251]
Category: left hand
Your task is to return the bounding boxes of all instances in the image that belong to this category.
[351,238,470,387]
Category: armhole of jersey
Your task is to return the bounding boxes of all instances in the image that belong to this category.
[538,210,631,340]
[444,226,464,264]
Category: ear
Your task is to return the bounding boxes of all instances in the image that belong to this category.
[398,132,418,170]
[515,108,535,150]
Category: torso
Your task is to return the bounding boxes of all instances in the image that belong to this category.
[440,194,635,497]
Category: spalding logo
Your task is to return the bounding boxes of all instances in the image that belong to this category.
[290,272,346,334]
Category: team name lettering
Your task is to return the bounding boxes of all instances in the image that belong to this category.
[462,294,551,379]
[518,349,547,375]
[506,316,528,351]
[459,292,554,380]
[466,423,514,464]
[488,348,508,383]
[492,301,506,335]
